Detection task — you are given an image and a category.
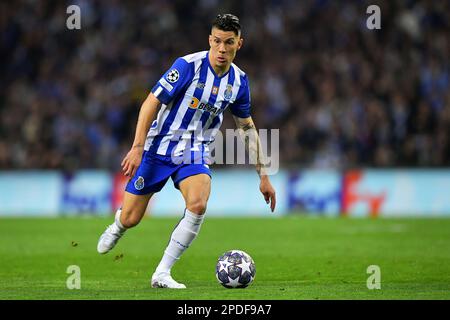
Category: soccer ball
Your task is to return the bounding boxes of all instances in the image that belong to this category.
[216,250,256,288]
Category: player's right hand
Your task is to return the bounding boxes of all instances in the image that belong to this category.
[121,145,144,178]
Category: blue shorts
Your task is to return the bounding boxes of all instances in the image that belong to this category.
[125,151,212,195]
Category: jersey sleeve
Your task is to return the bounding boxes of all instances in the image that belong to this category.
[151,57,194,105]
[229,75,251,118]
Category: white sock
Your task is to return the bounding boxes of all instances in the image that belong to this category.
[155,209,204,275]
[113,208,127,232]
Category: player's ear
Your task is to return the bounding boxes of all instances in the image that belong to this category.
[209,34,213,47]
[237,37,243,50]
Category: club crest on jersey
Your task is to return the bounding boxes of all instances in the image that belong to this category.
[224,84,233,100]
[134,176,145,190]
[166,69,179,83]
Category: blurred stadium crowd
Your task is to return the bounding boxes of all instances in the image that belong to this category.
[1,0,449,171]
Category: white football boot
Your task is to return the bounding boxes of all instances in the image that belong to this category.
[97,223,125,254]
[151,272,186,289]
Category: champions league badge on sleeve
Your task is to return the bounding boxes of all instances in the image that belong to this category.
[166,69,180,83]
[224,84,233,100]
[134,176,145,190]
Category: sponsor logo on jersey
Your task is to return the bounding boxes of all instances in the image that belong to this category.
[189,98,221,115]
[196,82,205,89]
[190,97,199,109]
[224,84,233,100]
[134,176,145,190]
[166,69,179,83]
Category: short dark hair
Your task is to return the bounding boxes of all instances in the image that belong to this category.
[212,14,241,36]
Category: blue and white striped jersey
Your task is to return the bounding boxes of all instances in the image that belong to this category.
[145,51,251,162]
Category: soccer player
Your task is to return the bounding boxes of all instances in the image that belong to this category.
[97,14,276,289]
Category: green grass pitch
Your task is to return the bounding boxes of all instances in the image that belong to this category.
[0,215,450,300]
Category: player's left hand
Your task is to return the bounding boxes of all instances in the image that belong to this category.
[259,176,276,212]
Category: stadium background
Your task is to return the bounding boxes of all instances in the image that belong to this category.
[1,0,448,217]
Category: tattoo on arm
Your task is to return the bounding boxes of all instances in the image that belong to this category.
[242,123,255,131]
[238,124,267,177]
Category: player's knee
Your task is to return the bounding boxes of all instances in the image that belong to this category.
[120,210,143,228]
[186,200,207,215]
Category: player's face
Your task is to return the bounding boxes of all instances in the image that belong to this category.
[209,28,243,71]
